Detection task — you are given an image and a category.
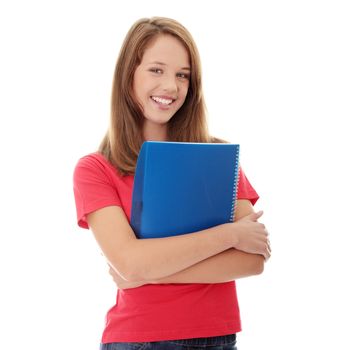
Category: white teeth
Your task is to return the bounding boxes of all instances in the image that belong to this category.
[151,96,173,105]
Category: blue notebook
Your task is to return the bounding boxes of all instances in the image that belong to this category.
[130,141,240,238]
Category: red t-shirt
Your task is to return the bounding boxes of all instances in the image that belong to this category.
[73,152,259,343]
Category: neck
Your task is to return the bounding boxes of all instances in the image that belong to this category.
[143,120,168,141]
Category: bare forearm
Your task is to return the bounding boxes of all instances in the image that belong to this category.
[121,212,268,282]
[89,203,269,285]
[88,206,236,283]
[121,224,234,281]
[109,250,265,290]
[150,249,264,284]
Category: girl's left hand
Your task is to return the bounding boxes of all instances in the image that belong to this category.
[108,264,147,289]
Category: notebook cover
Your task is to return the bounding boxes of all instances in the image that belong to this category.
[131,142,240,238]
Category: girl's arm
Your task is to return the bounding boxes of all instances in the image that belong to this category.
[87,200,269,282]
[155,250,265,283]
[109,250,264,289]
[108,200,268,289]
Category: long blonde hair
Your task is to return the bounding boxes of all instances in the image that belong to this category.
[99,17,217,175]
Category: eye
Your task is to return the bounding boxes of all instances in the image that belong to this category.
[149,68,163,74]
[177,72,190,80]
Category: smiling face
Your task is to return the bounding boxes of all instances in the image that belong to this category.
[133,34,190,140]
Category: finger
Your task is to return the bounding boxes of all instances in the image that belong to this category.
[266,242,272,259]
[264,246,271,260]
[247,210,264,221]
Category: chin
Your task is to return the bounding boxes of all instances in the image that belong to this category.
[146,115,174,125]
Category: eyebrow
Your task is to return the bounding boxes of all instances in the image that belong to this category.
[148,61,191,71]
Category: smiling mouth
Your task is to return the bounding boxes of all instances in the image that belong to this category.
[151,96,175,105]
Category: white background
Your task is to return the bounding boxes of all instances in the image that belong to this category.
[0,1,349,349]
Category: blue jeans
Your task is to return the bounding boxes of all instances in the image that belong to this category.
[100,334,237,349]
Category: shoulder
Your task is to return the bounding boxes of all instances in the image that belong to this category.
[73,152,125,192]
[75,152,111,170]
[74,152,120,179]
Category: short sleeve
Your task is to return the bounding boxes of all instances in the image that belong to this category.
[73,155,122,229]
[237,167,259,205]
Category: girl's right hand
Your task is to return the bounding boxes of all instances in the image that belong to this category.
[229,211,271,260]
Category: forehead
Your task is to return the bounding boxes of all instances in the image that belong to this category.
[141,35,190,67]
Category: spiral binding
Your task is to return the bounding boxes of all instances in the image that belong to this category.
[229,146,240,222]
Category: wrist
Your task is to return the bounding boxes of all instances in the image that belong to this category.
[219,223,239,249]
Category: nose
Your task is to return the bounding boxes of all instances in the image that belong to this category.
[161,74,178,93]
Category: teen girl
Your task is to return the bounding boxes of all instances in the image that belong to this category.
[73,17,271,350]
